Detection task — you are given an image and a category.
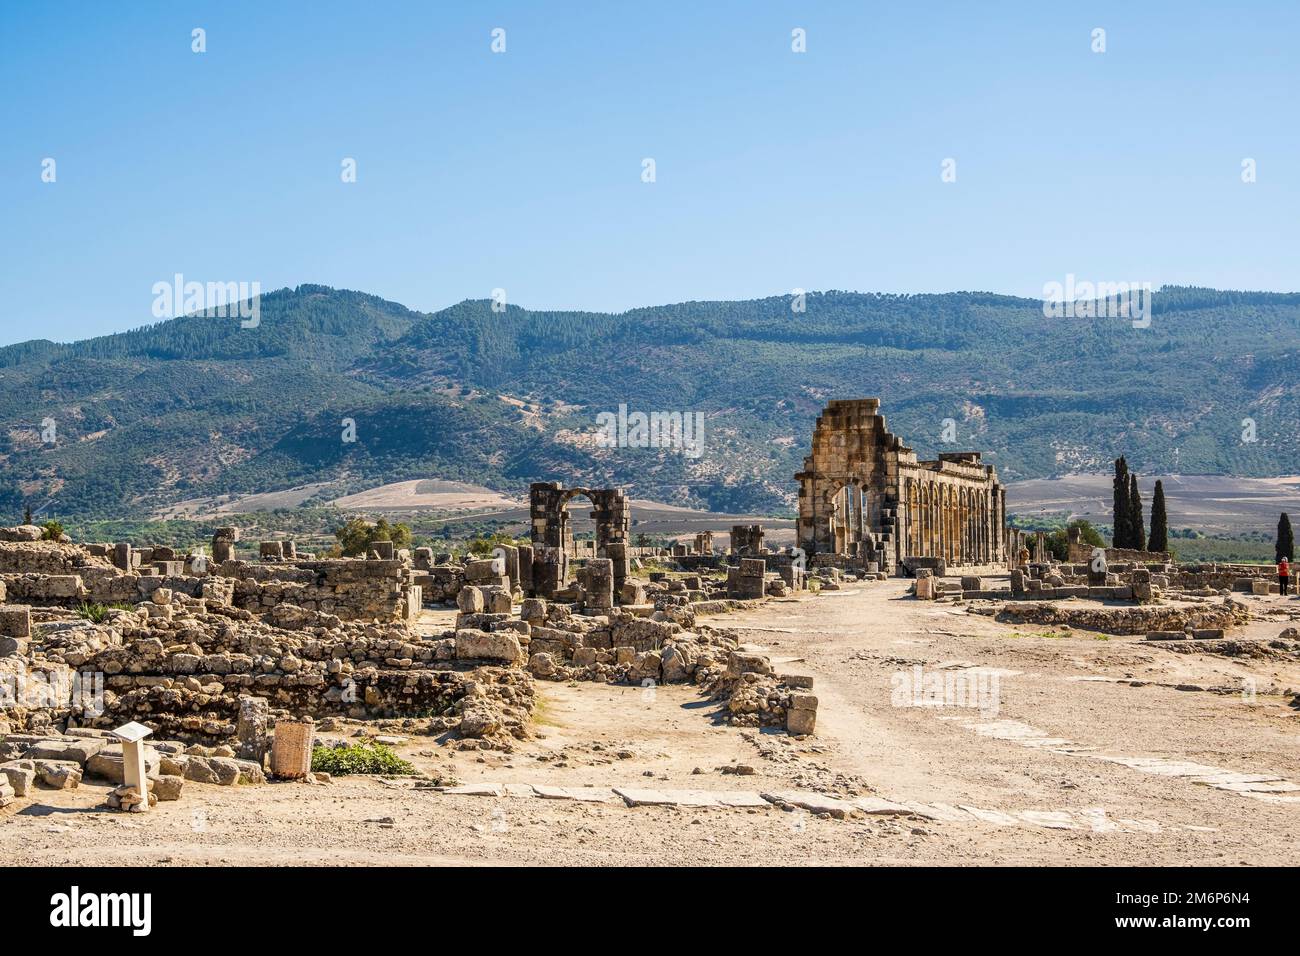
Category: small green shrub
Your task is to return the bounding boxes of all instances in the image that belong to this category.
[465,531,525,558]
[74,601,134,623]
[310,742,415,776]
[335,518,412,557]
[40,520,64,541]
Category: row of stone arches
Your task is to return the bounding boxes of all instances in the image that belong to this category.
[904,479,997,566]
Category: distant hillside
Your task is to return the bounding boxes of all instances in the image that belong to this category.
[1007,473,1300,535]
[4,283,1300,521]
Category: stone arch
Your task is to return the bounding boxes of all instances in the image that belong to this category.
[794,399,904,571]
[827,476,871,558]
[529,482,631,598]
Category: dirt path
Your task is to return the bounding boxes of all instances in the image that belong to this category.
[4,582,1297,865]
[720,583,1300,861]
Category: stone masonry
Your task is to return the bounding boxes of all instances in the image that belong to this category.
[529,483,631,599]
[796,399,1007,573]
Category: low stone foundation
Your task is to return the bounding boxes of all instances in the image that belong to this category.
[983,597,1251,635]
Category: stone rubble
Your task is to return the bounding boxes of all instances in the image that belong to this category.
[0,515,822,817]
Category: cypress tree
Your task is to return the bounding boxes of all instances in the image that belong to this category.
[22,505,32,525]
[1112,457,1131,548]
[1148,480,1169,553]
[1277,513,1294,563]
[1129,473,1146,552]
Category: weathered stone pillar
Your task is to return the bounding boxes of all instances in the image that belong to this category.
[271,718,314,779]
[212,527,238,563]
[236,696,269,764]
[604,541,630,595]
[113,541,132,571]
[914,568,935,599]
[111,721,153,814]
[530,546,565,600]
[494,544,520,592]
[580,557,615,610]
[517,544,533,595]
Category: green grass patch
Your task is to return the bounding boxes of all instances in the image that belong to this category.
[310,742,416,776]
[73,601,135,623]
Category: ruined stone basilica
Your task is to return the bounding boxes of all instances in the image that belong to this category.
[795,399,1008,572]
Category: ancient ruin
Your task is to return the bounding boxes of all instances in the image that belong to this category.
[0,486,827,817]
[796,399,1007,574]
[1,398,1296,870]
[528,483,631,599]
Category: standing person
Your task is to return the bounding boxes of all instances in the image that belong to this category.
[1279,556,1291,597]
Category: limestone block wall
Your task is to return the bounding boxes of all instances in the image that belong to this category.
[215,559,420,622]
[14,611,531,743]
[0,541,96,576]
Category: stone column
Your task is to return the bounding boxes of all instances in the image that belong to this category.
[931,491,938,557]
[981,496,990,564]
[236,696,269,764]
[112,721,153,814]
[212,528,238,563]
[959,494,967,565]
[113,541,132,571]
[605,542,630,595]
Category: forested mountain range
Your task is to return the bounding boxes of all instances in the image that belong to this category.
[3,283,1298,520]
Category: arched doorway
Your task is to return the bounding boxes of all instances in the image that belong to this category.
[529,482,631,598]
[829,480,863,556]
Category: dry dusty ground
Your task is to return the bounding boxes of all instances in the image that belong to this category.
[4,580,1299,866]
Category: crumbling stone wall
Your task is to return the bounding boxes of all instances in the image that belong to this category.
[506,599,817,734]
[729,525,765,555]
[6,597,534,745]
[213,558,422,623]
[1066,526,1171,564]
[987,597,1250,635]
[1,536,421,625]
[1168,564,1283,592]
[0,540,94,576]
[1,520,817,746]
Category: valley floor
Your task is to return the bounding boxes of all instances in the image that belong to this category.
[5,581,1299,866]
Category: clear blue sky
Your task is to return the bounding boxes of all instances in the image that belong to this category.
[1,0,1296,345]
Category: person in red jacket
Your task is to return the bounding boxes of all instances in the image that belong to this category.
[1279,556,1291,596]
